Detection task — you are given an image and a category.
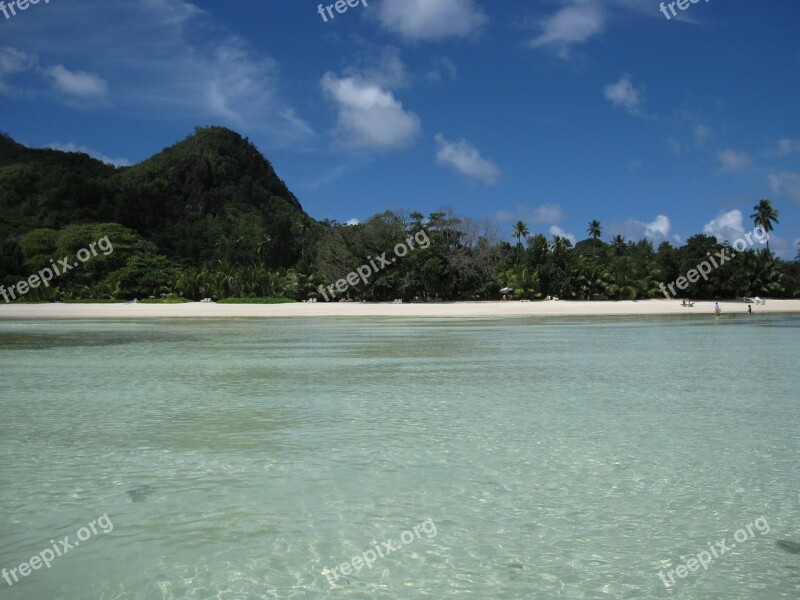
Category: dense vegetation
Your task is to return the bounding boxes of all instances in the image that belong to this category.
[313,207,799,301]
[1,128,797,302]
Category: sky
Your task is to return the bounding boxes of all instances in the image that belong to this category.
[1,0,799,257]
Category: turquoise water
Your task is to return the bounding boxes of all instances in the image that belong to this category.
[0,315,798,599]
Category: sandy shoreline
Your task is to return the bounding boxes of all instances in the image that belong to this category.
[1,299,799,319]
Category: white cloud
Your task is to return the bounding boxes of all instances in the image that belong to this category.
[527,3,605,59]
[603,73,643,115]
[343,45,410,90]
[44,65,109,99]
[0,47,34,75]
[549,225,576,245]
[703,209,746,243]
[644,215,672,239]
[694,124,712,145]
[155,32,313,143]
[425,56,458,82]
[299,163,356,190]
[0,46,37,94]
[667,137,682,155]
[377,0,487,41]
[322,73,421,151]
[0,51,111,105]
[717,149,750,172]
[45,142,129,167]
[494,203,565,224]
[768,171,800,203]
[777,138,800,156]
[201,43,279,125]
[608,215,675,244]
[704,209,787,255]
[281,109,314,137]
[143,0,203,25]
[531,203,566,223]
[346,218,360,226]
[321,48,420,152]
[0,1,314,145]
[435,133,500,184]
[525,1,664,58]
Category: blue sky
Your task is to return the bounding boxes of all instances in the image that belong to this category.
[1,0,799,257]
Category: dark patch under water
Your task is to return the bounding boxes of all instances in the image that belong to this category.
[777,540,800,554]
[127,484,156,503]
[0,331,204,350]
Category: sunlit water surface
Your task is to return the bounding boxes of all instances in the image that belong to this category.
[1,315,799,599]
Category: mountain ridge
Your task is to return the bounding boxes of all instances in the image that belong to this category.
[0,126,316,267]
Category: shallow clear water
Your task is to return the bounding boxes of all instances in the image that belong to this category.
[0,315,799,599]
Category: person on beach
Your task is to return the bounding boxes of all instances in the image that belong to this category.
[714,302,721,317]
[748,305,752,315]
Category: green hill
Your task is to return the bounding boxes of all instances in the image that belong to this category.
[0,126,317,268]
[0,133,117,235]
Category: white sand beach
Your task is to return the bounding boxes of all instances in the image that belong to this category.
[1,299,799,319]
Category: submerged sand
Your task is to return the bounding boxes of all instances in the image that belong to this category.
[1,299,799,319]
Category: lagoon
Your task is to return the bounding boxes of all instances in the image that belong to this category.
[0,315,798,598]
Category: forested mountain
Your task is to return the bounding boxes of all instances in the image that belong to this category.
[0,128,797,302]
[0,133,117,236]
[0,127,325,299]
[0,127,318,267]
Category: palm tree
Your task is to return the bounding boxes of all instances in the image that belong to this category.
[750,199,779,257]
[410,211,425,229]
[512,221,529,247]
[512,220,529,262]
[587,220,602,258]
[612,234,626,256]
[292,220,311,258]
[256,234,272,265]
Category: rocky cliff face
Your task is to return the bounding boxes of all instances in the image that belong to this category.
[169,155,216,217]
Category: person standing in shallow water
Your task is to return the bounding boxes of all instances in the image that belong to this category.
[748,305,752,315]
[714,302,721,317]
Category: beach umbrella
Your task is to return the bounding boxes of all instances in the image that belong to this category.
[499,287,513,294]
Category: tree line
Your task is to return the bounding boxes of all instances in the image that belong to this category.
[2,199,797,303]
